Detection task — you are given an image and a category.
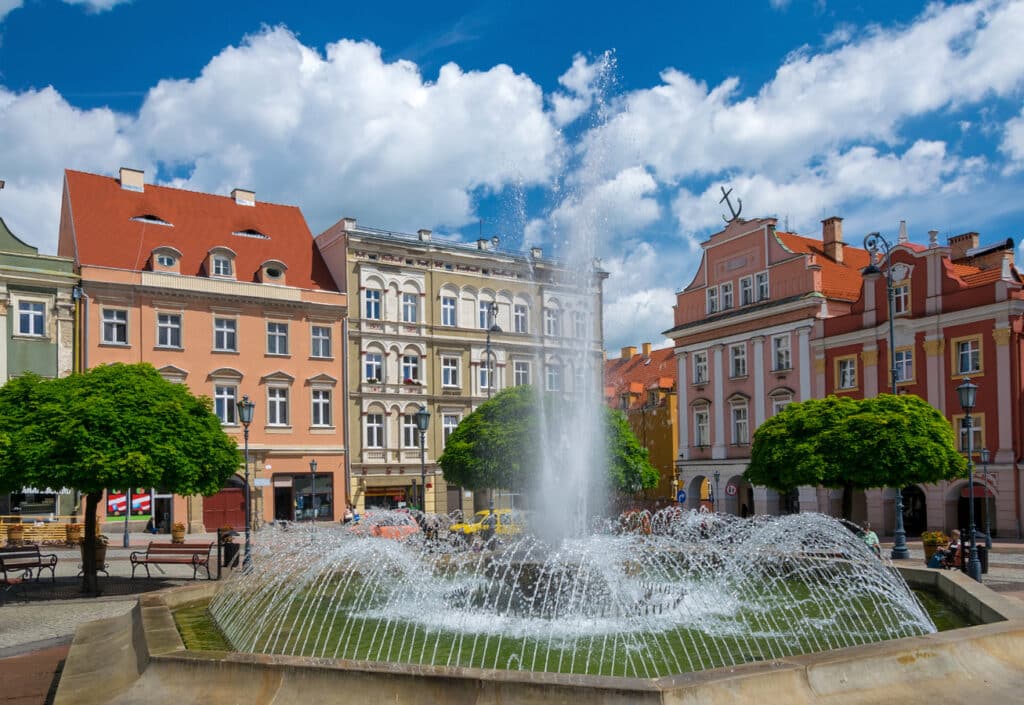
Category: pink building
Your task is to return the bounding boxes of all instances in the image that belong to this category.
[58,168,348,534]
[822,228,1024,537]
[665,216,866,515]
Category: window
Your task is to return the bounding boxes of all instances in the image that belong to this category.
[772,335,791,371]
[514,304,528,333]
[403,414,419,448]
[732,404,749,445]
[402,293,418,323]
[573,311,587,339]
[267,387,289,426]
[102,309,128,345]
[442,356,460,387]
[739,276,753,306]
[693,351,708,384]
[730,343,747,378]
[956,415,984,453]
[214,385,237,425]
[157,313,182,348]
[574,366,587,393]
[694,407,710,447]
[893,282,910,315]
[513,360,530,386]
[364,289,382,320]
[771,395,792,416]
[721,282,734,310]
[365,413,384,448]
[442,414,460,446]
[213,317,237,352]
[402,355,420,383]
[212,256,233,277]
[544,308,560,336]
[479,301,492,329]
[894,348,914,383]
[311,326,332,358]
[310,389,332,427]
[546,363,561,392]
[479,360,494,391]
[755,271,769,301]
[441,296,457,326]
[18,300,45,336]
[955,338,981,375]
[836,356,857,390]
[706,287,718,314]
[267,322,289,355]
[156,254,176,267]
[364,353,383,382]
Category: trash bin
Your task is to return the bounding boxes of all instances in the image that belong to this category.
[222,541,239,568]
[977,545,988,574]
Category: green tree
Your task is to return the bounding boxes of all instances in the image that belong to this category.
[0,364,241,594]
[438,385,657,497]
[745,393,966,517]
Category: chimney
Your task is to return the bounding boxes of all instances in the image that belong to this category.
[928,229,939,248]
[119,167,144,192]
[231,188,255,206]
[948,232,979,261]
[477,239,490,251]
[821,216,844,264]
[530,247,543,259]
[642,342,652,359]
[897,220,908,244]
[417,229,432,241]
[341,217,357,231]
[620,346,637,359]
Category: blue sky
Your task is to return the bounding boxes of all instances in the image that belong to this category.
[2,0,1023,353]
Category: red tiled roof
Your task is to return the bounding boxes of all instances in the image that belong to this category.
[604,346,677,408]
[62,170,337,291]
[775,231,871,301]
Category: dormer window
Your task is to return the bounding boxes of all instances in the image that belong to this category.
[232,228,270,240]
[151,246,183,274]
[207,247,237,279]
[131,214,173,227]
[259,260,288,285]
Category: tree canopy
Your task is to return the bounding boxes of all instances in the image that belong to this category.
[438,385,658,497]
[0,363,241,593]
[745,394,966,506]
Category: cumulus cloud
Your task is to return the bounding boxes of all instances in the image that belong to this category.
[0,0,22,22]
[550,51,614,126]
[1000,106,1024,172]
[61,0,133,12]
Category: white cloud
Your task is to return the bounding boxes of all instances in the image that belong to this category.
[0,0,23,22]
[599,240,681,352]
[1000,105,1024,172]
[550,51,614,127]
[61,0,133,12]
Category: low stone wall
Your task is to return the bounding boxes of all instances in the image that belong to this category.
[54,569,1024,705]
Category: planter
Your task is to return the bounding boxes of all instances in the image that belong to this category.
[6,523,24,546]
[66,523,84,546]
[171,526,186,543]
[923,543,941,562]
[80,540,108,567]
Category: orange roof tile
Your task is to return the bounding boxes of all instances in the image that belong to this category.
[603,346,678,409]
[63,170,337,291]
[775,231,870,302]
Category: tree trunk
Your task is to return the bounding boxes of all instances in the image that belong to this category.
[81,491,101,595]
[841,482,854,521]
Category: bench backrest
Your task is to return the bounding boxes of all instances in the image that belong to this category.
[0,546,42,565]
[146,542,213,557]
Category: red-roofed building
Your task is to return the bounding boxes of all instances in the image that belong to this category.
[822,229,1024,539]
[664,216,868,516]
[604,343,678,505]
[59,168,348,534]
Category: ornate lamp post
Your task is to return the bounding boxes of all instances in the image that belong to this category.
[980,448,992,549]
[414,404,431,513]
[484,302,501,399]
[956,378,983,582]
[861,231,910,560]
[309,459,317,523]
[713,470,721,513]
[236,395,255,570]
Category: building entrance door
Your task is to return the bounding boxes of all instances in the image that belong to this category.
[274,487,294,521]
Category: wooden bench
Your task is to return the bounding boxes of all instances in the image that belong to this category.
[0,545,58,583]
[130,542,214,580]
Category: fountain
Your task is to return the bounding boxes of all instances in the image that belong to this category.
[207,510,935,677]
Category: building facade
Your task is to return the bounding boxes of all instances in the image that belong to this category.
[317,218,605,515]
[822,229,1024,538]
[58,168,348,533]
[0,214,78,517]
[603,343,678,507]
[665,216,868,517]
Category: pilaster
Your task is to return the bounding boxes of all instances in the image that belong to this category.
[712,344,725,459]
[924,337,945,414]
[751,336,765,427]
[992,327,1012,463]
[797,327,812,401]
[861,347,879,398]
[676,350,689,461]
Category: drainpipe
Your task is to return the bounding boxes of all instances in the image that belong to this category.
[342,317,352,509]
[1013,319,1023,538]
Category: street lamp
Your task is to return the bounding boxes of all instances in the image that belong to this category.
[956,377,983,582]
[862,231,910,560]
[484,302,501,399]
[309,459,317,523]
[236,395,255,570]
[980,447,991,549]
[414,404,431,513]
[713,471,721,513]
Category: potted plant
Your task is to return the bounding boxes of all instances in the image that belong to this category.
[171,520,186,543]
[921,530,949,562]
[6,522,24,546]
[66,522,85,546]
[219,526,240,568]
[81,534,109,569]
